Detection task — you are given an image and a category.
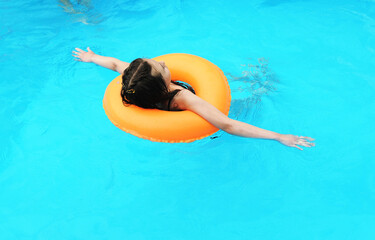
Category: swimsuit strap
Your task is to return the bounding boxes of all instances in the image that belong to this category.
[167,98,173,111]
[167,81,196,111]
[172,81,196,94]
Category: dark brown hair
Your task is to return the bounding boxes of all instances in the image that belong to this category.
[121,58,179,109]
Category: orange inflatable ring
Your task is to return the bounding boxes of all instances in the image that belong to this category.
[103,53,231,143]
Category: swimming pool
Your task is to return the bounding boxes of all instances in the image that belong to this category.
[1,0,374,239]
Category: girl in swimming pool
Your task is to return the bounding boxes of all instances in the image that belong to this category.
[73,47,315,150]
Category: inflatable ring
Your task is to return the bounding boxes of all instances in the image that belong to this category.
[103,53,231,143]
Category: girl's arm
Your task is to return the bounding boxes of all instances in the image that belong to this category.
[73,47,129,74]
[174,90,315,150]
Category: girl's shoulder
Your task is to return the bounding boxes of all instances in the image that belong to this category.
[169,89,195,111]
[168,81,196,111]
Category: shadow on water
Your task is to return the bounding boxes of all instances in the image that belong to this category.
[226,57,279,120]
[57,0,163,25]
[227,58,279,104]
[58,0,104,25]
[204,58,279,142]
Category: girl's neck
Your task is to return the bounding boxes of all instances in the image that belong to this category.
[167,81,179,91]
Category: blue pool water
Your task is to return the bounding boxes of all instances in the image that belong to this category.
[1,0,375,239]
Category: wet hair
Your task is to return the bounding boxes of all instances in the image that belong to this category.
[121,58,180,109]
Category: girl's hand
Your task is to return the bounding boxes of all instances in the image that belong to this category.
[277,134,315,150]
[73,47,95,62]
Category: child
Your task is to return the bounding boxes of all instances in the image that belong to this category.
[73,47,315,150]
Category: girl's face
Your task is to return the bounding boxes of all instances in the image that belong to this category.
[145,59,172,86]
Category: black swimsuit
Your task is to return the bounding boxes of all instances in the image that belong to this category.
[167,81,196,111]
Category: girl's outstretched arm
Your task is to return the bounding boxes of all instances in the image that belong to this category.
[73,47,129,74]
[174,90,315,150]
